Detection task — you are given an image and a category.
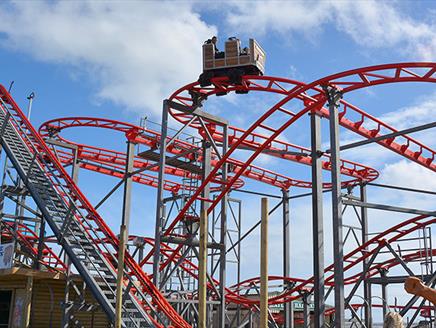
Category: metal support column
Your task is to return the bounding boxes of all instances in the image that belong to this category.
[61,148,80,328]
[115,141,135,328]
[310,111,325,328]
[198,208,208,328]
[381,269,389,319]
[219,125,228,328]
[325,86,345,327]
[35,214,45,270]
[360,183,372,327]
[26,92,35,120]
[303,293,310,328]
[199,140,211,328]
[283,189,292,328]
[260,197,269,328]
[153,100,169,287]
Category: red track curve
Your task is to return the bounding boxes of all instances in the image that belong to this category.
[140,63,435,311]
[2,62,434,326]
[165,63,435,249]
[39,117,313,190]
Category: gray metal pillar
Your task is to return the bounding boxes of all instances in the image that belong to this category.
[219,125,228,328]
[26,92,35,120]
[360,183,372,327]
[61,261,72,328]
[237,199,242,327]
[153,100,169,287]
[35,216,45,270]
[381,269,389,319]
[61,150,79,328]
[326,86,345,327]
[199,140,211,327]
[115,140,135,328]
[310,111,325,328]
[303,293,310,328]
[283,189,292,328]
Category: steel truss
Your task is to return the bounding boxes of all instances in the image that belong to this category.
[0,62,434,328]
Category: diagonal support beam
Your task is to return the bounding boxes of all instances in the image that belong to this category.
[342,199,436,216]
[324,84,345,328]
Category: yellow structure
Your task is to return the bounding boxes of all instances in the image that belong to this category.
[0,267,109,328]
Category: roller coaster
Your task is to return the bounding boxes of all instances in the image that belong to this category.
[0,62,435,327]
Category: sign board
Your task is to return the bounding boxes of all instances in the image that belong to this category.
[270,300,315,312]
[0,242,14,269]
[293,300,315,311]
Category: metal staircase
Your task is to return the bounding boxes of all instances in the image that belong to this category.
[0,85,189,328]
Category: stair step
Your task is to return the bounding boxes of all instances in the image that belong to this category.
[0,111,155,327]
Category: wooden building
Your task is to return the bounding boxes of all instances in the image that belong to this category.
[0,267,109,328]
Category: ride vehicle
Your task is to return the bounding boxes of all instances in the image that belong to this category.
[198,37,266,89]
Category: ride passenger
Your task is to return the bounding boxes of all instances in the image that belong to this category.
[205,36,224,59]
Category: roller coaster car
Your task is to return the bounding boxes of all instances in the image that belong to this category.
[198,38,266,92]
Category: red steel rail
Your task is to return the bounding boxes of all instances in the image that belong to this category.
[2,63,434,326]
[1,221,67,271]
[151,63,435,295]
[165,63,435,242]
[39,117,310,189]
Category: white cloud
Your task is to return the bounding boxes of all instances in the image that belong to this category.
[332,1,436,60]
[225,0,436,60]
[381,159,436,194]
[380,95,436,130]
[0,1,216,116]
[226,1,332,37]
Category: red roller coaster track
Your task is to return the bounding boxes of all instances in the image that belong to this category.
[150,63,435,281]
[39,116,344,190]
[1,62,434,327]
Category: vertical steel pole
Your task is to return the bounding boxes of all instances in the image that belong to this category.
[61,261,72,328]
[61,151,79,328]
[237,200,242,327]
[199,140,211,327]
[283,189,292,328]
[35,216,45,270]
[198,208,208,328]
[26,92,35,121]
[326,86,345,327]
[310,111,325,328]
[153,100,169,287]
[219,125,228,328]
[303,293,310,328]
[260,197,269,328]
[360,183,372,327]
[381,269,388,319]
[115,141,135,328]
[14,93,35,254]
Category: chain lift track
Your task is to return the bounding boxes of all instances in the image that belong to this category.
[0,85,190,328]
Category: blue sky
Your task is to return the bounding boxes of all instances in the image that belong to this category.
[0,0,435,322]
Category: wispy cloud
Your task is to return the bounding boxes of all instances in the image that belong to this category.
[0,1,216,117]
[225,0,436,60]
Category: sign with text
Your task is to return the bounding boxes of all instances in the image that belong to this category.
[0,242,14,269]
